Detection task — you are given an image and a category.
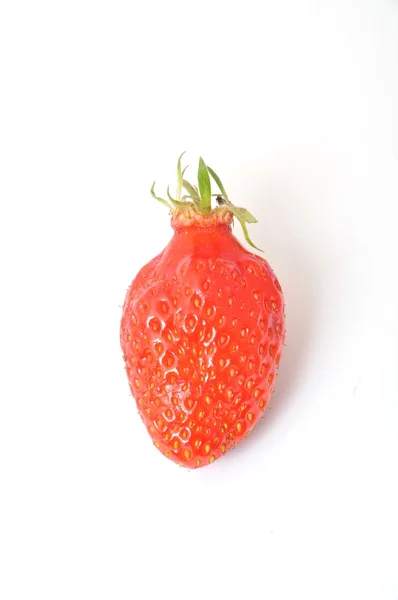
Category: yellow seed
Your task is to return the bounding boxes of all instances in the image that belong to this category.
[165,450,170,457]
[254,389,260,398]
[247,412,253,421]
[205,396,211,405]
[196,459,201,466]
[155,441,160,448]
[184,449,191,459]
[236,422,242,433]
[173,439,180,450]
[198,410,205,419]
[209,455,215,463]
[194,439,200,448]
[221,444,226,453]
[226,389,233,399]
[204,443,211,454]
[259,399,265,409]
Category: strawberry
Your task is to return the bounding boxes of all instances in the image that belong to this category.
[120,154,285,468]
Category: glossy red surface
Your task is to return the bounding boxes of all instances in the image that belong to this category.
[120,219,285,468]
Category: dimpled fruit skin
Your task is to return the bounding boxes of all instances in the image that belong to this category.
[120,221,285,468]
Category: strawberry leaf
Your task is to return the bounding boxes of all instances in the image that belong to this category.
[167,185,177,203]
[182,179,201,209]
[176,151,186,202]
[207,166,230,203]
[233,207,258,224]
[236,216,263,252]
[151,181,172,210]
[197,157,211,212]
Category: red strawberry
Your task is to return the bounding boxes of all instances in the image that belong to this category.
[120,154,285,468]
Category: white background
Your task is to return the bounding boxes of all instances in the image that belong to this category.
[1,1,398,598]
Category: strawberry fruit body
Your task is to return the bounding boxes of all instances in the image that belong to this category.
[120,155,285,468]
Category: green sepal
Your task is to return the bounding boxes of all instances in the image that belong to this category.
[176,151,186,202]
[234,215,263,251]
[151,181,172,210]
[207,166,230,203]
[182,179,201,208]
[151,154,262,251]
[197,157,211,213]
[232,206,258,224]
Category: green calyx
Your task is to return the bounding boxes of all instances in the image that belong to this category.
[151,152,262,251]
